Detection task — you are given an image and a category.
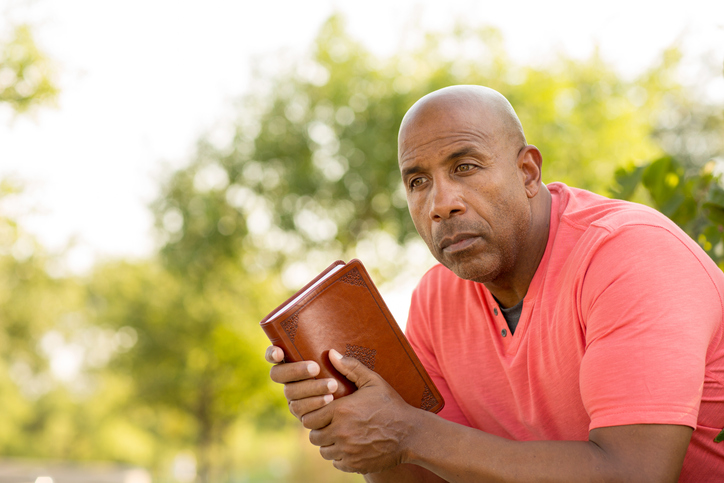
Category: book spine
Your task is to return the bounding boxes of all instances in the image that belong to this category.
[261,321,298,363]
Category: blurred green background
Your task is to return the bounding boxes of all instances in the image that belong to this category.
[1,11,724,483]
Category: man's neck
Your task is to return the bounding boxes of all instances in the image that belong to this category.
[485,186,552,308]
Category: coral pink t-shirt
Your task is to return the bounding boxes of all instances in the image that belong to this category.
[406,183,724,480]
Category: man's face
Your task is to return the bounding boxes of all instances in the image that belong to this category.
[398,102,532,284]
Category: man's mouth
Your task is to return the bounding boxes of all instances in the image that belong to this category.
[439,233,481,253]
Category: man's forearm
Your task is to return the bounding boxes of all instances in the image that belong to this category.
[372,409,689,483]
[405,413,603,483]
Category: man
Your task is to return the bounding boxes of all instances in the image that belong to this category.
[265,85,724,481]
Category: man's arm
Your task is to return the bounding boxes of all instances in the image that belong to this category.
[267,346,692,482]
[362,414,691,483]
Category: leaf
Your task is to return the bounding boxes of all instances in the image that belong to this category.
[641,157,686,217]
[611,165,645,200]
[705,183,724,210]
[715,427,724,443]
[704,205,724,227]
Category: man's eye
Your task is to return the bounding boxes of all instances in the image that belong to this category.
[409,177,425,189]
[456,164,473,172]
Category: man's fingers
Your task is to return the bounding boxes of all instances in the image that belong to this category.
[265,346,284,363]
[284,378,337,401]
[318,443,338,461]
[270,360,320,384]
[288,393,334,420]
[309,427,335,447]
[301,402,335,429]
[328,349,377,389]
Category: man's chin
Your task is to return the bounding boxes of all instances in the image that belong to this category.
[441,257,498,284]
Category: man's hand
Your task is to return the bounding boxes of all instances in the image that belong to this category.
[265,346,338,422]
[304,349,419,474]
[265,346,441,481]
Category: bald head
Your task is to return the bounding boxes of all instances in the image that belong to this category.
[398,85,526,162]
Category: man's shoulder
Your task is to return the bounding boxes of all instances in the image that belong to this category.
[546,182,720,286]
[549,182,681,235]
[549,184,724,298]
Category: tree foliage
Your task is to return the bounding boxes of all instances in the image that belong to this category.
[0,24,57,113]
[85,258,284,481]
[0,19,68,456]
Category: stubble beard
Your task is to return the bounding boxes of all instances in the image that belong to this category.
[431,212,528,285]
[443,242,512,284]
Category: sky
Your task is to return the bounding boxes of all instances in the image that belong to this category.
[1,0,723,280]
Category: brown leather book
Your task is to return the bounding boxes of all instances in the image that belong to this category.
[260,259,444,413]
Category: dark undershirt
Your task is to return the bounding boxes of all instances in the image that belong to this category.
[495,297,524,335]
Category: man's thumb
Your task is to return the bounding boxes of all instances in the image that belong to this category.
[329,348,377,389]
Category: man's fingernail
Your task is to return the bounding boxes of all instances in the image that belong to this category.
[327,379,338,392]
[329,349,342,360]
[323,394,333,404]
[307,363,319,375]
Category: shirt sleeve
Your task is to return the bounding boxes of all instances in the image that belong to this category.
[406,279,472,427]
[579,223,722,431]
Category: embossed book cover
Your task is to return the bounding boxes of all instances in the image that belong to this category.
[260,259,444,413]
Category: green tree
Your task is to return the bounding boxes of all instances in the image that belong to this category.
[0,18,61,379]
[0,24,57,113]
[0,19,60,378]
[84,260,284,481]
[0,19,121,465]
[0,183,101,461]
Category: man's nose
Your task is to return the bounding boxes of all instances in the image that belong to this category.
[429,180,466,221]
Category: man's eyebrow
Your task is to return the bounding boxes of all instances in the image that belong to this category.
[446,146,479,161]
[400,165,424,178]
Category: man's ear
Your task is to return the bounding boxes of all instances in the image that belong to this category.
[517,145,543,198]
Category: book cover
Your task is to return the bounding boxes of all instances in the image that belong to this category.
[260,259,444,413]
